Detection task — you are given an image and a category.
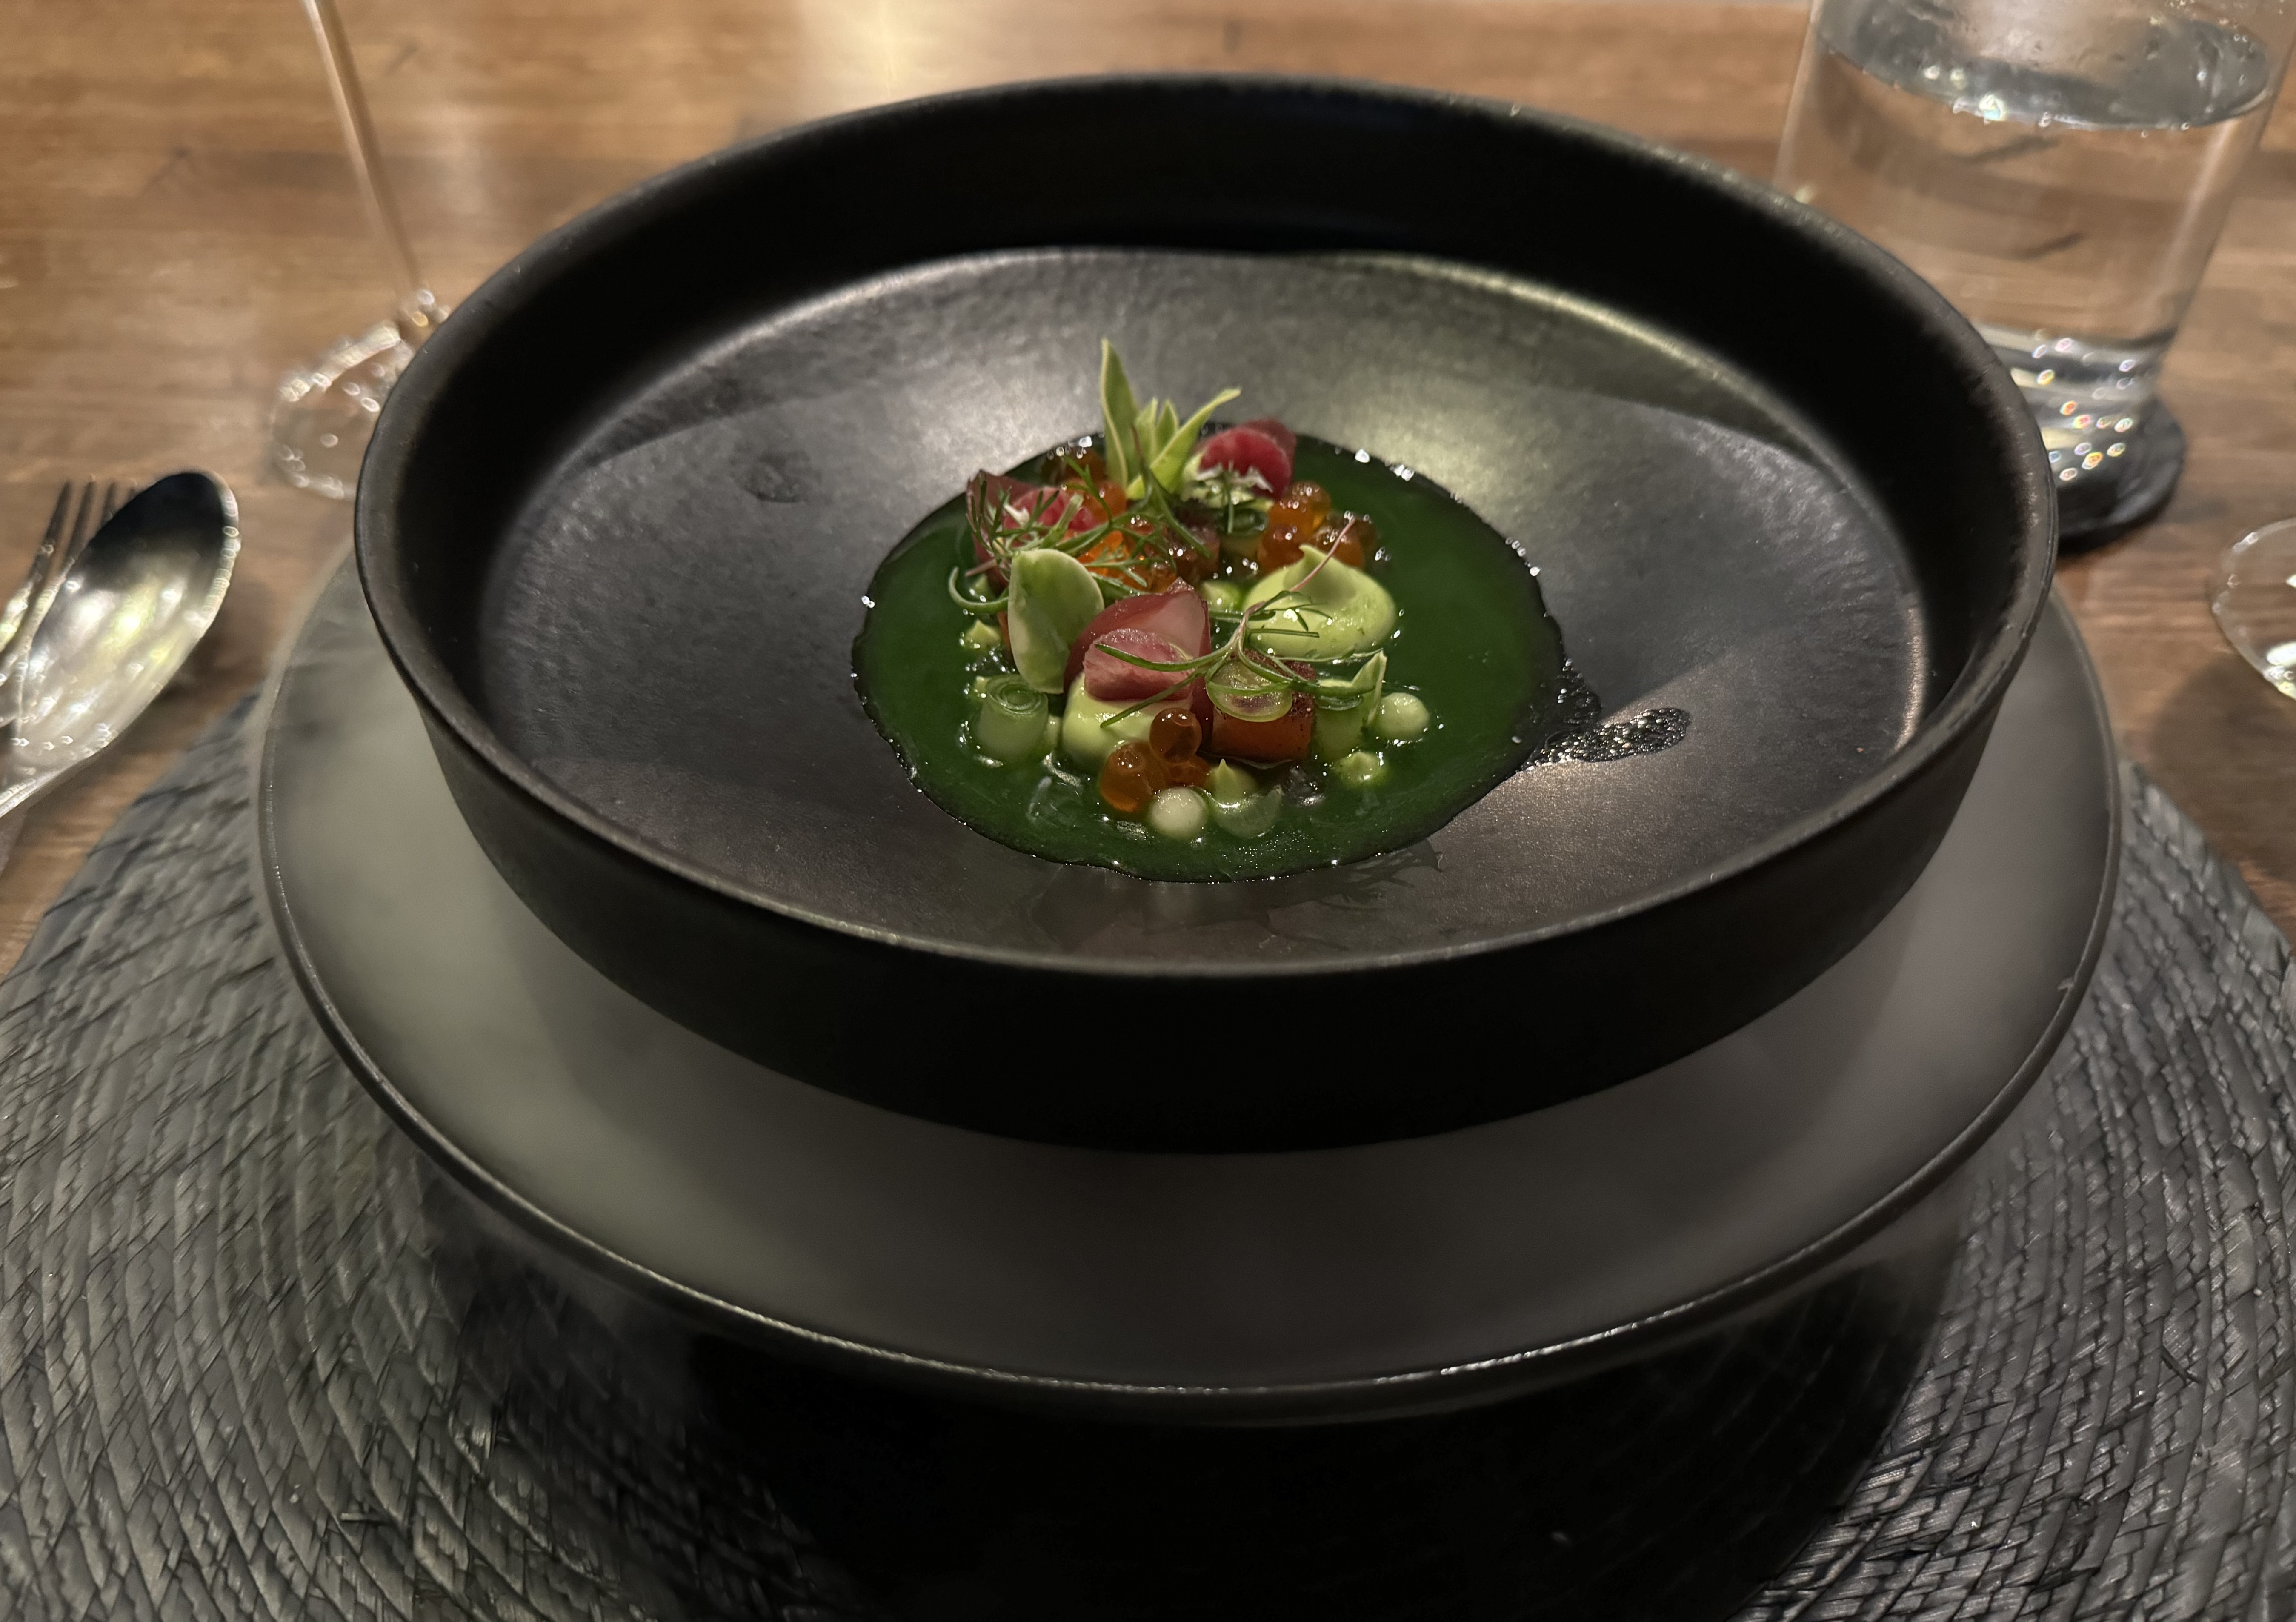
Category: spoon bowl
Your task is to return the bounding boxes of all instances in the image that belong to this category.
[2,472,239,819]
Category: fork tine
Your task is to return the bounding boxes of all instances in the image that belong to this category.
[43,480,100,592]
[14,481,96,666]
[42,484,71,550]
[69,481,99,561]
[98,482,121,526]
[0,484,74,652]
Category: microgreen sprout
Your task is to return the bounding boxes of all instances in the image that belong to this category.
[1182,462,1275,536]
[961,454,1218,603]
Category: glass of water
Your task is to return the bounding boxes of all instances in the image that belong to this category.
[1774,0,2296,540]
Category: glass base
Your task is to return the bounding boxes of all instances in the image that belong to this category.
[269,293,446,501]
[2211,517,2296,701]
[2056,401,2184,549]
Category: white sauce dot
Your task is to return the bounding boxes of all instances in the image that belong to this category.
[1147,787,1208,841]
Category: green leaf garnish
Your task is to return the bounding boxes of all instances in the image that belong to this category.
[1100,341,1141,492]
[1149,388,1241,493]
[1099,340,1240,499]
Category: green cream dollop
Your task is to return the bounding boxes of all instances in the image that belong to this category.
[1059,675,1156,768]
[1244,546,1398,662]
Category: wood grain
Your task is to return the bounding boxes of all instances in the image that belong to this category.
[2,0,2293,975]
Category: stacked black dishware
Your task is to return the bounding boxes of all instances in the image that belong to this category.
[263,77,2108,1619]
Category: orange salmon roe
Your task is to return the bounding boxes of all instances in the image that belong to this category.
[1099,740,1169,814]
[1149,706,1203,763]
[1320,512,1375,568]
[1258,481,1332,570]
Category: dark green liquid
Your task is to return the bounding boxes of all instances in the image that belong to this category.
[854,438,1565,881]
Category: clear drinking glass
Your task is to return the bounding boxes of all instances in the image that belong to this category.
[1774,0,2296,538]
[269,0,446,501]
[2213,519,2296,697]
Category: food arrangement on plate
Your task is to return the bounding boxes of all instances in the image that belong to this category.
[856,342,1567,880]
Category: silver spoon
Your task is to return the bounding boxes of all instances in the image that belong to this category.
[0,472,239,844]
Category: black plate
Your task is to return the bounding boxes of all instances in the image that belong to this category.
[355,76,2053,1151]
[259,564,2116,1422]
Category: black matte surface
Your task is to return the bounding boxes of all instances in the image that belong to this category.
[259,564,2113,1420]
[357,77,2056,1150]
[497,255,1908,915]
[3,696,2290,1619]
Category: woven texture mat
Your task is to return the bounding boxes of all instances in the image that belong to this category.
[0,699,2293,1622]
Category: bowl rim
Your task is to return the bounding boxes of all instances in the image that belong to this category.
[355,72,2057,981]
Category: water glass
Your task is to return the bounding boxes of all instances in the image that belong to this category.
[1774,0,2296,533]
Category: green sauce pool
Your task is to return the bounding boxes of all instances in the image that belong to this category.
[853,437,1566,881]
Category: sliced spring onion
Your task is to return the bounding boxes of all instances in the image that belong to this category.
[975,674,1051,763]
[1208,658,1292,722]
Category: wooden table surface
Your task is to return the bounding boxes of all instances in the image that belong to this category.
[4,0,2295,973]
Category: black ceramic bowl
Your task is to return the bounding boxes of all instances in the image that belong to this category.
[356,76,2052,1153]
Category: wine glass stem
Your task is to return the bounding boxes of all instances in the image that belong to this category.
[299,0,426,311]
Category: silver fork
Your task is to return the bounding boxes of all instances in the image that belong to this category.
[0,483,120,866]
[0,483,121,661]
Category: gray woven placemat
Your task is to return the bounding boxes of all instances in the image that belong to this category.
[0,697,2290,1622]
